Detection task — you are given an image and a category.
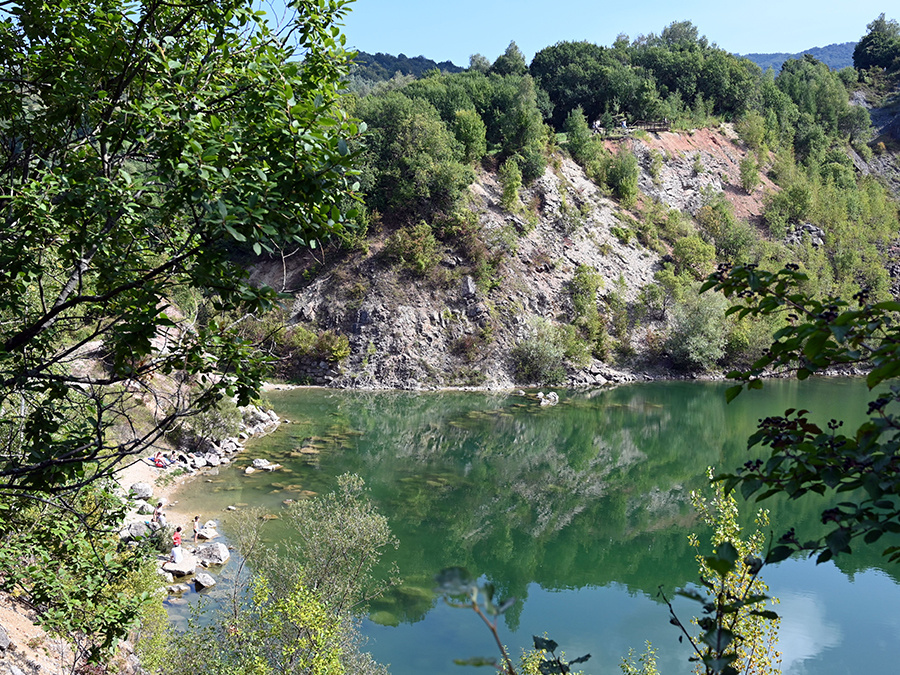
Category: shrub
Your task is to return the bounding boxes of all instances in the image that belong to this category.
[665,288,729,372]
[672,235,716,279]
[569,264,606,355]
[607,148,639,207]
[498,157,523,210]
[315,330,351,363]
[510,318,567,384]
[739,153,759,194]
[384,221,440,274]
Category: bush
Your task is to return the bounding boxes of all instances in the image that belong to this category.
[169,397,242,450]
[739,153,759,194]
[569,264,606,354]
[384,221,440,274]
[498,158,523,210]
[607,148,639,207]
[665,288,729,371]
[510,318,568,384]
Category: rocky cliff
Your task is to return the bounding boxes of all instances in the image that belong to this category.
[247,124,781,390]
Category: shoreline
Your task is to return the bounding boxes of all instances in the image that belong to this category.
[119,369,871,526]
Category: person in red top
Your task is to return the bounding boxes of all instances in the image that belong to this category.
[170,526,183,563]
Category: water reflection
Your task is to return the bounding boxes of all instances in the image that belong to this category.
[170,379,900,675]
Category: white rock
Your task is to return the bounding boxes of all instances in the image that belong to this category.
[195,542,230,565]
[194,572,216,590]
[129,482,153,500]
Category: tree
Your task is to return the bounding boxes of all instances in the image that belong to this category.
[491,41,528,77]
[0,0,362,498]
[704,264,900,565]
[853,13,900,71]
[177,475,396,675]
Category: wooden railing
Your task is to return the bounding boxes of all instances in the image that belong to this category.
[592,119,670,136]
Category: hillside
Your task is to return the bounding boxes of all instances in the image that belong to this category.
[249,126,779,390]
[741,42,856,72]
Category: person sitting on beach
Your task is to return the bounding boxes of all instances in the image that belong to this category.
[152,451,167,468]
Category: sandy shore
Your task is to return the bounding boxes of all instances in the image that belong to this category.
[114,456,201,529]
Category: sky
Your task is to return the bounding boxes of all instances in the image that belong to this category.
[270,0,894,67]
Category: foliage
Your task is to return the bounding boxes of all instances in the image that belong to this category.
[569,265,607,356]
[350,51,464,83]
[435,568,590,675]
[355,92,473,220]
[686,470,781,675]
[607,147,640,207]
[510,318,569,384]
[0,489,154,663]
[168,396,242,450]
[620,642,660,675]
[384,221,441,274]
[499,158,524,211]
[704,264,900,563]
[662,470,781,675]
[174,475,394,675]
[665,287,729,372]
[739,155,759,194]
[673,236,716,279]
[0,0,362,497]
[492,42,529,77]
[853,14,900,71]
[454,109,489,163]
[259,474,399,615]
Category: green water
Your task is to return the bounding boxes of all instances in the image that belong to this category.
[172,378,900,674]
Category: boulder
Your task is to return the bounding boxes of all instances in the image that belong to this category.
[155,567,174,584]
[163,551,198,577]
[252,458,271,469]
[129,482,153,500]
[195,542,230,566]
[192,454,207,469]
[205,453,221,467]
[0,624,10,651]
[197,527,219,540]
[167,583,190,595]
[194,572,216,590]
[119,520,150,541]
[135,500,155,515]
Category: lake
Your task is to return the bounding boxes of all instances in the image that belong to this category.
[171,378,900,674]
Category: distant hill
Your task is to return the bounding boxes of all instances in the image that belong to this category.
[741,42,856,71]
[351,51,464,82]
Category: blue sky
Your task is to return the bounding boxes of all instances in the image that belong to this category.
[280,0,893,67]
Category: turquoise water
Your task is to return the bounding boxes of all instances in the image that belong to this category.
[172,378,900,674]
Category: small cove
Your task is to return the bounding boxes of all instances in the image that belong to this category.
[170,378,900,674]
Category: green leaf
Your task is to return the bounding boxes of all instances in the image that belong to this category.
[765,546,793,564]
[533,636,558,652]
[724,385,743,403]
[224,225,246,242]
